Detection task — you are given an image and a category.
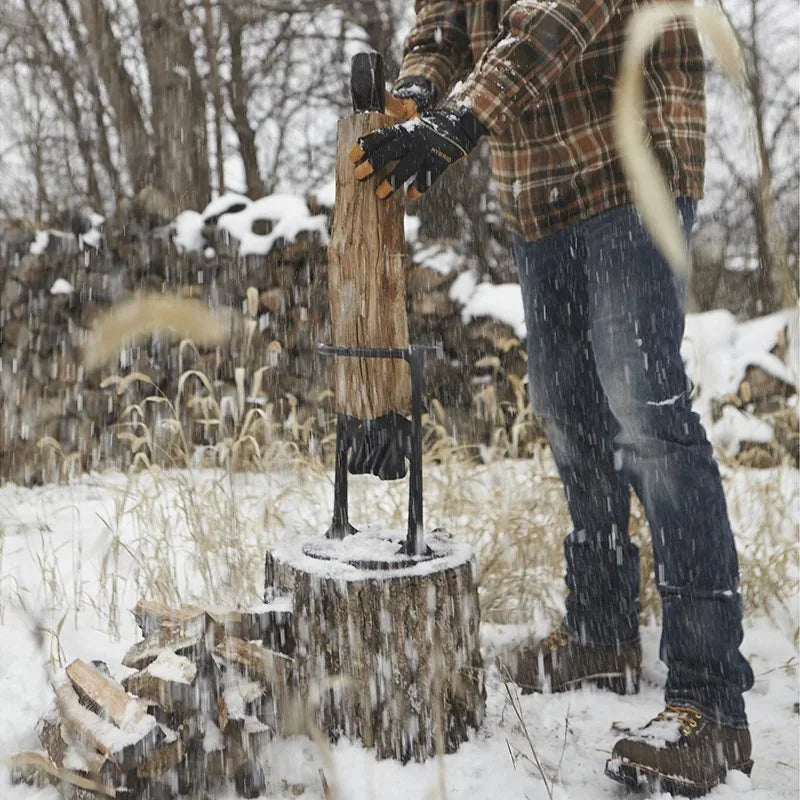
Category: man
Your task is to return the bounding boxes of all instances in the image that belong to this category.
[350,0,755,796]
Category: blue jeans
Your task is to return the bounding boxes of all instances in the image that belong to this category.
[513,199,753,727]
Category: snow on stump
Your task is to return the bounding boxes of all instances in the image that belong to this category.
[264,527,485,762]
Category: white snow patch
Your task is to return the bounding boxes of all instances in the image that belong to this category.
[404,214,421,244]
[682,308,795,430]
[414,243,462,275]
[312,177,336,208]
[50,278,73,295]
[216,194,329,257]
[173,210,205,253]
[460,282,526,338]
[29,231,49,255]
[80,228,102,249]
[449,269,478,306]
[202,192,252,221]
[712,406,774,458]
[146,651,196,685]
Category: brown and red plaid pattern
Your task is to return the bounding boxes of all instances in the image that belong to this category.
[397,0,706,241]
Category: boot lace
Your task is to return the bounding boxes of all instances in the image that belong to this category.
[655,704,703,736]
[544,627,570,652]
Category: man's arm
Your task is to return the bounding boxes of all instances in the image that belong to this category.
[453,0,626,134]
[396,0,473,102]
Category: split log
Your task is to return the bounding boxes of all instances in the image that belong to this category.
[133,734,183,781]
[204,601,293,649]
[328,112,411,421]
[66,660,149,729]
[223,716,272,771]
[36,710,68,767]
[264,529,485,762]
[122,630,206,672]
[122,652,200,714]
[132,599,206,638]
[214,638,294,735]
[213,638,292,686]
[54,677,161,771]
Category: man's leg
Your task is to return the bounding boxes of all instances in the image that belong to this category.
[514,228,639,649]
[583,199,754,726]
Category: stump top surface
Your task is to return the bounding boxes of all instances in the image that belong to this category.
[271,526,477,582]
[302,529,441,571]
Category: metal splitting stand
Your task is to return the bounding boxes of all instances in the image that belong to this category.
[317,343,440,557]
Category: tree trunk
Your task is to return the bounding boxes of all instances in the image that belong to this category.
[264,531,485,762]
[204,0,226,195]
[327,113,411,420]
[78,0,151,194]
[226,12,263,198]
[136,0,210,214]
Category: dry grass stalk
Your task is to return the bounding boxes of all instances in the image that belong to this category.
[615,2,744,276]
[83,293,227,371]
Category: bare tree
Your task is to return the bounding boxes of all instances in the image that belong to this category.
[696,0,799,314]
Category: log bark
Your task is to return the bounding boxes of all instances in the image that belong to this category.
[327,113,411,420]
[264,533,484,762]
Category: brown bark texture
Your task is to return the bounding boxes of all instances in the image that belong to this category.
[327,113,411,419]
[264,544,485,762]
[135,0,210,214]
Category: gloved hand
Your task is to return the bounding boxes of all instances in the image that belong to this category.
[390,76,436,113]
[350,104,485,199]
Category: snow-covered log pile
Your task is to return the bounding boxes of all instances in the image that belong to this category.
[0,187,796,485]
[0,190,532,484]
[10,599,295,799]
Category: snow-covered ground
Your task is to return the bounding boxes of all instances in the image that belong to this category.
[0,459,797,800]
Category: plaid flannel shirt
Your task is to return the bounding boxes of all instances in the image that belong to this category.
[396,0,706,241]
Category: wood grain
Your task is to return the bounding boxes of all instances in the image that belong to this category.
[328,113,411,420]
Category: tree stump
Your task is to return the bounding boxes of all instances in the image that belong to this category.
[264,528,485,762]
[327,113,411,421]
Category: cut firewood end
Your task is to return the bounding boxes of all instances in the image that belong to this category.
[213,637,292,684]
[133,599,206,638]
[122,628,206,672]
[123,651,199,714]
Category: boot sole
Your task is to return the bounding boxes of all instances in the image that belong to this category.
[605,756,754,798]
[522,671,640,696]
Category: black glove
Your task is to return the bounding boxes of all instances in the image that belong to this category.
[350,105,485,199]
[391,76,436,113]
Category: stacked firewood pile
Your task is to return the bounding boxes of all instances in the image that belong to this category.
[10,600,296,800]
[0,193,533,485]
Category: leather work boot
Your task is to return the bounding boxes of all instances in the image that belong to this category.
[605,705,753,797]
[501,626,641,695]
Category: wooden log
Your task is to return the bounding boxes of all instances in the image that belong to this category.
[122,652,199,714]
[54,678,161,771]
[264,530,485,762]
[121,630,206,672]
[328,112,411,420]
[204,602,292,646]
[66,660,149,730]
[133,734,183,781]
[36,709,68,767]
[132,599,207,638]
[213,638,292,685]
